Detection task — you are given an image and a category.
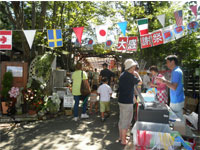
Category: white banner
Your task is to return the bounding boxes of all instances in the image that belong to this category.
[157,14,165,27]
[23,30,36,49]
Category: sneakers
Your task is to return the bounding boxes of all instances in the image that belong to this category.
[73,117,78,121]
[81,114,89,119]
[101,118,105,122]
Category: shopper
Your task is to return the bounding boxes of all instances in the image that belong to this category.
[97,77,112,122]
[72,63,90,121]
[118,59,142,145]
[89,85,98,114]
[99,63,114,86]
[92,68,99,86]
[142,70,151,92]
[149,65,168,104]
[156,55,185,121]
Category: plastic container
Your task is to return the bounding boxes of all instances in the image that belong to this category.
[131,121,174,149]
[141,93,155,102]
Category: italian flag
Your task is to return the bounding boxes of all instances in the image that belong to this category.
[137,18,148,35]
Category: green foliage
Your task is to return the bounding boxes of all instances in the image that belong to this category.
[1,71,13,101]
[35,52,55,82]
[0,1,199,69]
[43,93,61,114]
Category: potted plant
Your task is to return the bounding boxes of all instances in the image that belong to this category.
[23,79,45,115]
[1,71,13,114]
[43,93,61,115]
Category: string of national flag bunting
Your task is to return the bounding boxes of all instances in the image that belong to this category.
[0,6,199,51]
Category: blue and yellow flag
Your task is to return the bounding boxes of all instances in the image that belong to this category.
[47,29,63,47]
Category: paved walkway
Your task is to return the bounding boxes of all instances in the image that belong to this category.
[0,98,134,150]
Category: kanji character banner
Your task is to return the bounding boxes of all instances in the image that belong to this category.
[127,37,138,51]
[151,30,164,46]
[47,29,63,47]
[0,30,12,50]
[140,34,152,49]
[117,37,127,50]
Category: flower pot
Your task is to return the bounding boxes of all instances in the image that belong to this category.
[28,110,37,115]
[1,102,9,114]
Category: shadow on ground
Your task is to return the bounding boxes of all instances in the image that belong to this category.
[0,99,131,150]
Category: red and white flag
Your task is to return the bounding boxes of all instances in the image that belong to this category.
[95,24,108,43]
[127,37,138,51]
[117,37,127,50]
[174,10,183,26]
[0,30,12,50]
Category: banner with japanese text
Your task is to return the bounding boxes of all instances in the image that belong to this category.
[140,34,152,49]
[117,37,127,50]
[127,37,138,51]
[151,30,164,46]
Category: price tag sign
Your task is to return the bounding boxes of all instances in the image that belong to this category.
[63,95,74,108]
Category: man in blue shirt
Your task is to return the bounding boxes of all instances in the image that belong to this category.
[157,55,185,121]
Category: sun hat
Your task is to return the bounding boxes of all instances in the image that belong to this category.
[147,70,151,73]
[124,59,137,70]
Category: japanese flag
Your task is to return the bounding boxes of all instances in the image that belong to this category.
[95,24,108,43]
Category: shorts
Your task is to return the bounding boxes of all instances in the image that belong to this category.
[100,101,110,112]
[118,102,133,129]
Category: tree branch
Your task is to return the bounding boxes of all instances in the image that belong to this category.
[0,2,17,27]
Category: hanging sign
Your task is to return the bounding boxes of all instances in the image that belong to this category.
[151,30,164,46]
[127,37,138,51]
[140,34,152,49]
[117,37,127,50]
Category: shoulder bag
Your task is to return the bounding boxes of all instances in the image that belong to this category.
[81,71,91,96]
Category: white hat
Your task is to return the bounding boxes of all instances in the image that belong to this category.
[147,70,151,73]
[124,59,137,70]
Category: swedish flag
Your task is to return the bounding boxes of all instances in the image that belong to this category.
[47,29,63,47]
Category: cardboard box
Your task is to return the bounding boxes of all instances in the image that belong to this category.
[184,96,199,113]
[65,109,72,116]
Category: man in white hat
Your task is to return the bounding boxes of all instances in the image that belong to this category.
[118,59,142,145]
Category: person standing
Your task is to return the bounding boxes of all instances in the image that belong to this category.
[99,63,114,86]
[72,63,90,121]
[118,59,142,145]
[92,68,100,86]
[97,77,112,122]
[156,55,185,121]
[149,66,168,104]
[142,70,151,92]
